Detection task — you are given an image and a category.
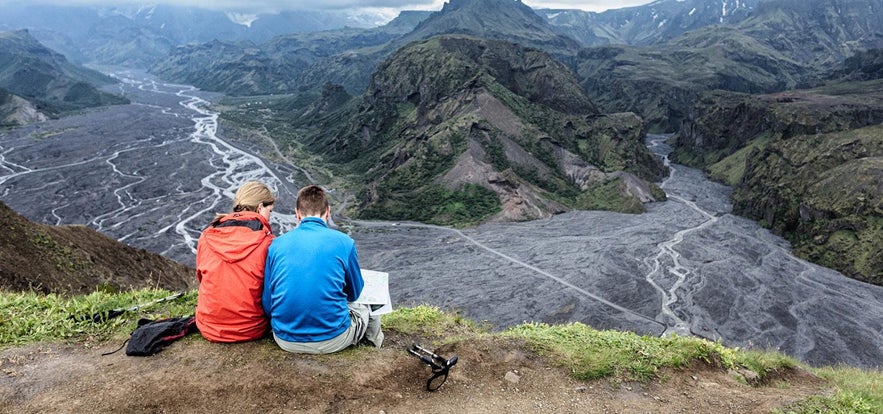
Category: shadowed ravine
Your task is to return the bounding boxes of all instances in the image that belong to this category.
[1,75,882,368]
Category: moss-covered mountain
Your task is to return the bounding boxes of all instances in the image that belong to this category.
[575,30,807,132]
[0,30,128,118]
[670,80,883,285]
[289,36,665,224]
[0,201,194,295]
[575,0,883,132]
[837,48,883,81]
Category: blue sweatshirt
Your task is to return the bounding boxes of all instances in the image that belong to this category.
[262,217,364,342]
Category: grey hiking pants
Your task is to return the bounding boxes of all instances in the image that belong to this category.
[272,303,384,354]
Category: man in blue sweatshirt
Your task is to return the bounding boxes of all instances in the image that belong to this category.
[262,185,383,354]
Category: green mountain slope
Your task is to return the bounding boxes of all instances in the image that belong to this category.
[576,27,807,132]
[0,30,127,117]
[289,36,664,224]
[0,201,194,295]
[671,80,883,284]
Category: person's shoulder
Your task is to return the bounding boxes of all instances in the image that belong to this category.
[328,228,356,247]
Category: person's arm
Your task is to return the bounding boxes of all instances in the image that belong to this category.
[343,242,364,302]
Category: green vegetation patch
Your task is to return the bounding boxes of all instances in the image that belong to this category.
[0,289,197,347]
[382,304,483,338]
[708,133,772,186]
[776,392,874,414]
[360,183,500,226]
[504,322,739,382]
[809,366,883,414]
[572,177,644,214]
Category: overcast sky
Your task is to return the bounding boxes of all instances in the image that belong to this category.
[1,0,657,14]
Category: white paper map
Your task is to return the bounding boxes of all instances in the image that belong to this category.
[355,269,393,315]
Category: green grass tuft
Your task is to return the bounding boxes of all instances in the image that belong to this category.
[503,322,740,382]
[775,392,874,414]
[808,366,883,414]
[381,304,482,337]
[0,289,197,347]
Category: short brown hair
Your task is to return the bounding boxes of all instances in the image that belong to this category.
[296,185,329,217]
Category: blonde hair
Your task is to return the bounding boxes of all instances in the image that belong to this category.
[212,181,275,225]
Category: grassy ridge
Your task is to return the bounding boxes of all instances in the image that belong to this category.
[2,289,880,412]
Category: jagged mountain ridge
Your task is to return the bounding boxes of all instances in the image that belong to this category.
[0,201,195,295]
[541,0,759,46]
[0,30,128,117]
[578,0,883,131]
[148,0,883,134]
[402,0,581,56]
[153,0,584,96]
[294,36,665,223]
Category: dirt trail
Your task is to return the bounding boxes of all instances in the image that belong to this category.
[0,332,830,413]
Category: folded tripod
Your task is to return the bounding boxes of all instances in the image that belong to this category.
[408,343,459,391]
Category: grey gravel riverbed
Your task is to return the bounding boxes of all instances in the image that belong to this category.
[1,75,882,368]
[352,137,883,369]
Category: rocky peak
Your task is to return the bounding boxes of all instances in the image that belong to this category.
[368,35,596,115]
[404,0,581,56]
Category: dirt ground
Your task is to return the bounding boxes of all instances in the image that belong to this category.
[0,331,831,414]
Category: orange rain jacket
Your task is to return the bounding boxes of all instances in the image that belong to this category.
[195,211,274,342]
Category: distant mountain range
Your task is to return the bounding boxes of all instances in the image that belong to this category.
[0,3,391,67]
[0,30,128,123]
[540,0,760,46]
[143,0,883,129]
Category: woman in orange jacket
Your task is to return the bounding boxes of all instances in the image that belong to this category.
[195,181,276,342]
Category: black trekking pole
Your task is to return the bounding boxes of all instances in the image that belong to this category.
[71,292,186,323]
[408,343,458,391]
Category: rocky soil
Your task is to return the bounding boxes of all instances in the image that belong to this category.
[0,332,832,414]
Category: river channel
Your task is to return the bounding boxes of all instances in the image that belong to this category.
[1,74,881,368]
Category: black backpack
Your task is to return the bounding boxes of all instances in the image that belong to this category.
[122,317,199,356]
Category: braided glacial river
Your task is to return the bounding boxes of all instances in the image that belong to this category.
[2,73,882,368]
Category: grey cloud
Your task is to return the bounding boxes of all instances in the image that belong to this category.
[523,0,653,11]
[6,0,652,13]
[3,0,443,12]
